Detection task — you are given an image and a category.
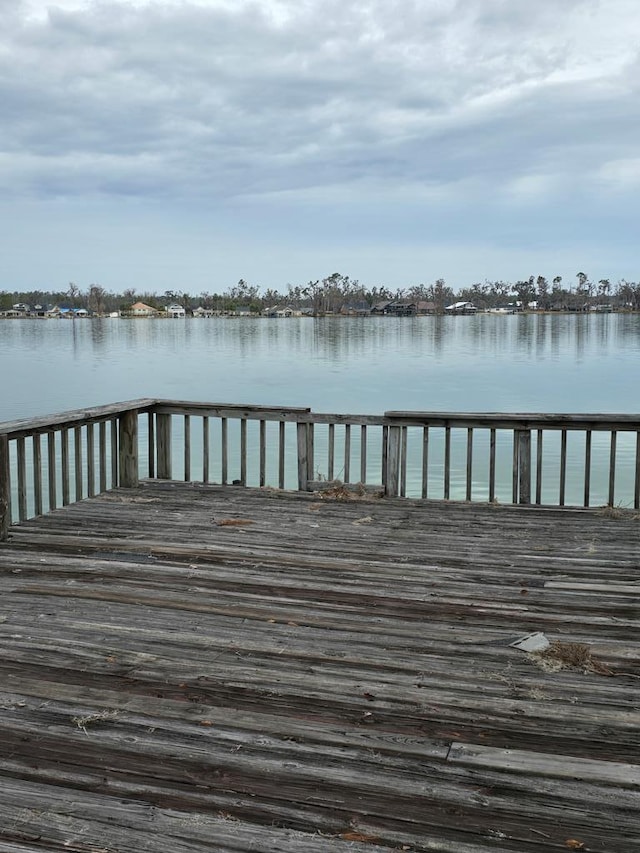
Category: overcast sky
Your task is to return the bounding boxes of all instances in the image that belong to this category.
[1,0,639,294]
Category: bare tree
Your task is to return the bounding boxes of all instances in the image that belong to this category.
[87,284,107,315]
[67,282,80,307]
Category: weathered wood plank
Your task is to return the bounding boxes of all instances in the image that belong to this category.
[0,776,417,853]
[328,422,335,480]
[98,420,107,493]
[61,428,70,506]
[183,413,191,481]
[559,428,567,505]
[156,413,172,480]
[73,425,82,501]
[511,431,518,503]
[17,436,27,521]
[635,430,640,510]
[202,415,209,483]
[535,428,542,504]
[47,430,56,511]
[1,484,639,852]
[0,398,156,438]
[32,432,42,515]
[399,425,407,497]
[278,420,285,489]
[240,417,247,485]
[147,410,155,479]
[344,422,351,483]
[110,417,118,485]
[421,426,429,499]
[584,428,592,507]
[296,422,310,491]
[153,400,311,420]
[306,421,314,484]
[221,416,228,484]
[444,425,451,500]
[517,428,531,504]
[384,411,640,430]
[448,742,640,787]
[118,409,139,488]
[86,421,95,498]
[0,434,10,538]
[259,419,266,487]
[609,429,617,506]
[386,425,400,497]
[466,427,473,501]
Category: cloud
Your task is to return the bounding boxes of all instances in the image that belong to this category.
[0,0,638,205]
[1,1,640,290]
[598,157,640,189]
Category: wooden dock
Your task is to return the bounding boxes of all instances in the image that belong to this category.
[1,482,639,852]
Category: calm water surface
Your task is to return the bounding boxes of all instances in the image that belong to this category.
[2,313,639,422]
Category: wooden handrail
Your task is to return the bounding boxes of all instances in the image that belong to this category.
[1,401,639,540]
[0,399,156,438]
[384,411,640,430]
[3,401,638,441]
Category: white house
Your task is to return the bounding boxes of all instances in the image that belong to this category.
[444,301,477,315]
[166,304,186,318]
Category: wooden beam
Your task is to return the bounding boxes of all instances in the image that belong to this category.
[384,410,640,431]
[156,414,172,480]
[16,436,27,521]
[517,428,531,505]
[386,425,401,497]
[118,410,139,488]
[0,434,10,540]
[0,398,156,438]
[297,422,310,491]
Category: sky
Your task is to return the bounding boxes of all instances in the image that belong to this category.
[1,0,639,294]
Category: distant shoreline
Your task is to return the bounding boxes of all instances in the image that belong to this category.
[1,309,637,320]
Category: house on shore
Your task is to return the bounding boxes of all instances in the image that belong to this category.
[370,301,393,315]
[371,301,413,316]
[262,305,302,318]
[0,303,50,318]
[166,304,186,318]
[46,306,90,319]
[369,301,436,317]
[127,301,159,318]
[232,305,256,317]
[445,301,477,315]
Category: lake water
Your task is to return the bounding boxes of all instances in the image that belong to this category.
[2,313,639,422]
[2,314,639,509]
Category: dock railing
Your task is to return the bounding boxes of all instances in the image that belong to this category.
[0,399,156,540]
[1,400,639,539]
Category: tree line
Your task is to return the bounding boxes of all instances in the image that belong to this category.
[2,272,640,315]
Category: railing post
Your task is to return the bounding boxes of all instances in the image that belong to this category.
[517,428,531,504]
[156,414,172,480]
[118,410,139,488]
[386,424,401,497]
[297,422,311,491]
[0,435,10,540]
[306,422,314,484]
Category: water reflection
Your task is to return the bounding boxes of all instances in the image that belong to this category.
[2,313,640,421]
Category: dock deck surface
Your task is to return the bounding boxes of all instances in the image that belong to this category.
[0,482,639,852]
